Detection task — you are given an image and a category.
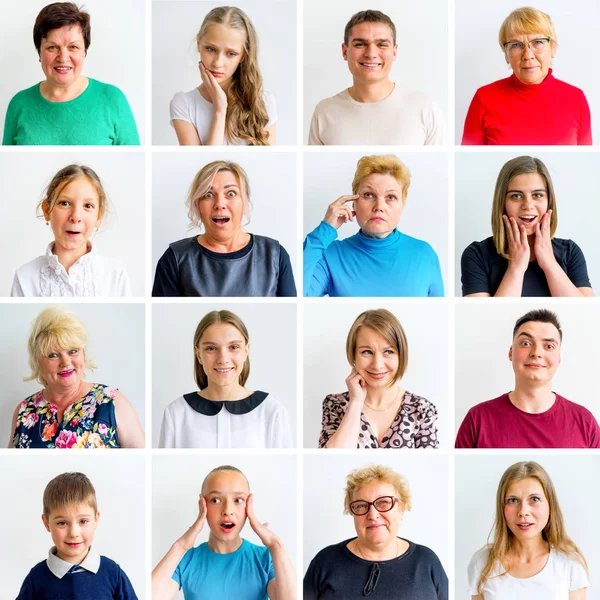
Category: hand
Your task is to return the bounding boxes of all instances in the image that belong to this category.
[199,61,228,113]
[323,195,359,230]
[503,214,530,274]
[177,494,207,551]
[345,368,367,405]
[533,210,557,272]
[246,493,279,549]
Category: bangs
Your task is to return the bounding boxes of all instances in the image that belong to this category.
[38,331,84,358]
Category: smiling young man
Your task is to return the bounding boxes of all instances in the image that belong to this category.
[455,309,600,448]
[308,10,444,145]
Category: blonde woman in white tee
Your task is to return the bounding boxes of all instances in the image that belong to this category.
[468,461,589,600]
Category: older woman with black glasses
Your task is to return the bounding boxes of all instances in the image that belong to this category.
[462,7,591,145]
[303,464,447,599]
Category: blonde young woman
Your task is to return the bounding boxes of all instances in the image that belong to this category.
[468,461,589,599]
[11,164,131,297]
[170,6,276,145]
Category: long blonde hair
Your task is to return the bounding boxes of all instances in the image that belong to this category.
[197,7,269,145]
[477,461,587,593]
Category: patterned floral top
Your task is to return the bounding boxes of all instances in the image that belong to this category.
[12,383,120,449]
[318,390,439,449]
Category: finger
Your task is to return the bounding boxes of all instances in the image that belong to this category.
[246,493,255,519]
[333,195,360,205]
[519,224,527,245]
[503,215,514,246]
[200,494,207,515]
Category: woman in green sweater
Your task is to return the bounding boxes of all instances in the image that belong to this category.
[2,2,139,145]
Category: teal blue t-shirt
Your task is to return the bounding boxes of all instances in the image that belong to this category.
[2,78,139,145]
[173,540,275,600]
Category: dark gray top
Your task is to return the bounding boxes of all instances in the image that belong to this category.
[152,234,296,297]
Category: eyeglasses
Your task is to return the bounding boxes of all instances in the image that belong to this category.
[503,38,551,57]
[349,496,398,516]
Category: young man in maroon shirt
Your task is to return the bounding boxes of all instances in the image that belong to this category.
[455,309,600,448]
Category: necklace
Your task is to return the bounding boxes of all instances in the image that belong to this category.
[354,537,401,561]
[364,386,401,412]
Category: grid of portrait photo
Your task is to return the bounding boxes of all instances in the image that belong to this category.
[1,0,599,599]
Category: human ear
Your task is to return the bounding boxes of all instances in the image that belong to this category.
[41,199,51,222]
[342,43,348,61]
[195,347,202,365]
[42,514,51,532]
[508,346,513,362]
[392,44,398,60]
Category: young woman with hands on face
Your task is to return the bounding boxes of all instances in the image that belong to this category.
[461,156,594,297]
[151,466,296,600]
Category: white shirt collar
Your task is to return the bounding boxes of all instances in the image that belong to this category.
[46,546,101,579]
[44,241,95,269]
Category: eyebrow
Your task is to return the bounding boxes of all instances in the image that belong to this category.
[201,339,244,345]
[351,37,392,44]
[505,188,546,194]
[357,344,394,349]
[361,186,401,193]
[517,331,559,343]
[209,184,239,190]
[202,41,242,53]
[52,513,94,519]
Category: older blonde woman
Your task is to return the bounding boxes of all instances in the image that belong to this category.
[462,7,591,145]
[303,154,443,297]
[152,160,295,296]
[9,306,144,448]
[468,461,589,599]
[304,464,448,599]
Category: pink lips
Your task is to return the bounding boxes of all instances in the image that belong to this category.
[58,369,74,378]
[366,371,388,379]
[524,363,544,369]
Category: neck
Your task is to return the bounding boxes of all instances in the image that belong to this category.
[348,80,394,103]
[365,385,399,409]
[197,231,249,253]
[360,228,394,239]
[509,386,555,414]
[353,536,399,561]
[41,76,87,102]
[200,382,250,401]
[208,533,242,554]
[509,535,549,560]
[56,545,90,565]
[44,381,89,417]
[52,240,91,272]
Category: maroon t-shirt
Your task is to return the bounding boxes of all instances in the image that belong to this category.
[455,393,600,448]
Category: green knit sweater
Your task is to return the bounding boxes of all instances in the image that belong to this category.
[2,78,140,145]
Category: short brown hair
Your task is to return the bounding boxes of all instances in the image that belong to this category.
[346,309,408,384]
[344,10,396,46]
[343,464,411,514]
[513,309,562,342]
[193,310,250,389]
[491,156,557,259]
[43,472,97,517]
[33,2,92,56]
[352,155,410,202]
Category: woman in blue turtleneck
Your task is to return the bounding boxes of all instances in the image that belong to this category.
[303,154,444,297]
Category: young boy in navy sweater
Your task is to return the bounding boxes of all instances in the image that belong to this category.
[17,472,138,600]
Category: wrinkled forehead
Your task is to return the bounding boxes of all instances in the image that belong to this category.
[348,21,395,44]
[513,321,561,344]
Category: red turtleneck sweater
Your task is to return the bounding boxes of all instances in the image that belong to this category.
[461,69,592,145]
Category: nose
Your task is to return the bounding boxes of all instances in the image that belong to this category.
[373,196,386,212]
[517,502,530,517]
[212,193,227,209]
[67,522,80,537]
[58,46,70,62]
[221,498,234,515]
[522,42,535,59]
[364,43,378,58]
[529,342,543,357]
[69,205,83,222]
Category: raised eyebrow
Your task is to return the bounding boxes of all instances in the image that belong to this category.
[351,37,392,44]
[517,332,558,344]
[208,183,240,190]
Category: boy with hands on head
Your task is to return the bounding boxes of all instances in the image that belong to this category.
[152,465,296,600]
[17,472,138,599]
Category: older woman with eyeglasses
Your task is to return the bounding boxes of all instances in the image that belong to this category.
[462,7,591,145]
[303,464,448,599]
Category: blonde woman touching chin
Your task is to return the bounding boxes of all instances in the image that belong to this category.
[170,6,276,146]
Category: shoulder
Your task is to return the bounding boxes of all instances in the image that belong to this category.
[242,539,271,559]
[551,76,587,98]
[323,392,350,407]
[92,252,127,272]
[261,394,286,413]
[551,237,582,253]
[465,395,510,419]
[404,391,437,414]
[98,555,125,575]
[25,558,48,577]
[88,78,127,100]
[309,539,349,565]
[261,88,276,107]
[165,395,187,413]
[392,84,434,108]
[168,236,199,255]
[409,541,444,565]
[170,88,198,108]
[252,234,282,248]
[17,390,44,411]
[473,77,513,99]
[395,231,438,255]
[7,83,41,106]
[468,546,490,572]
[463,237,496,256]
[313,90,349,113]
[556,394,596,418]
[15,255,46,275]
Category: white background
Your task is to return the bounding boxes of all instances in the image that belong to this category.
[456,455,600,599]
[303,454,449,575]
[304,301,449,448]
[153,454,297,600]
[455,302,600,436]
[152,302,297,447]
[151,150,298,290]
[455,0,600,143]
[303,0,449,143]
[0,151,146,297]
[152,0,297,145]
[0,0,146,144]
[303,151,449,292]
[1,303,145,447]
[455,152,600,296]
[0,454,145,598]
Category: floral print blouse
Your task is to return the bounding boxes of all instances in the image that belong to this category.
[12,383,120,449]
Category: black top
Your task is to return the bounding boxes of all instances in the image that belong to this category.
[461,236,591,296]
[152,234,296,297]
[303,538,448,600]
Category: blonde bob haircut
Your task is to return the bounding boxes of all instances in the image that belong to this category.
[193,310,250,389]
[498,6,557,48]
[477,461,587,594]
[37,164,108,224]
[43,472,98,518]
[186,160,251,230]
[346,309,408,385]
[26,307,96,387]
[344,464,412,514]
[491,156,557,260]
[196,6,270,145]
[351,155,411,202]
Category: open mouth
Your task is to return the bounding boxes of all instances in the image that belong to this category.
[516,522,534,530]
[212,217,230,225]
[518,215,537,224]
[360,62,382,68]
[54,66,72,73]
[58,369,75,378]
[214,367,234,374]
[220,521,236,532]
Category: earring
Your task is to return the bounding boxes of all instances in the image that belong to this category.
[46,221,49,226]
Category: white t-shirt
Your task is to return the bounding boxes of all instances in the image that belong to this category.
[169,87,277,145]
[467,547,590,599]
[308,85,445,145]
[11,242,131,297]
[158,391,293,449]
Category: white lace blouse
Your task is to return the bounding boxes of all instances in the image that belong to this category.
[11,243,131,297]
